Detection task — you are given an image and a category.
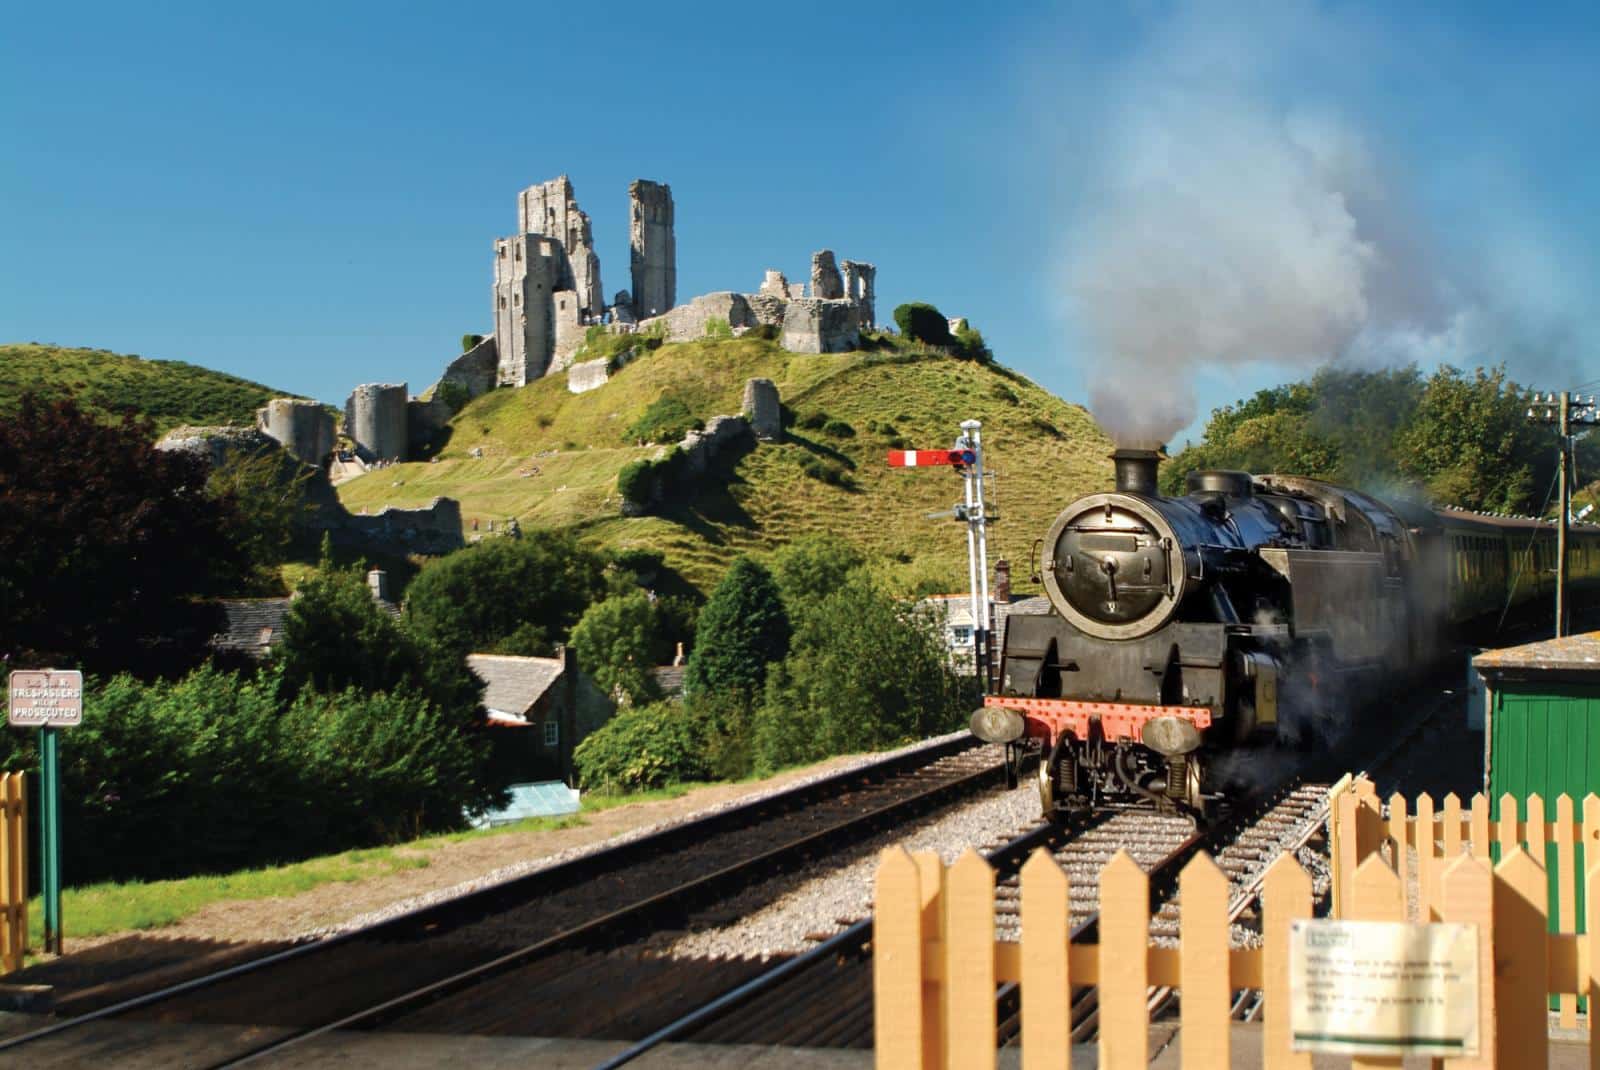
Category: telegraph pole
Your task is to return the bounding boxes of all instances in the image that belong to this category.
[1527,391,1599,636]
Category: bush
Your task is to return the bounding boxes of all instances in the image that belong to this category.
[436,379,471,414]
[953,323,992,362]
[617,459,655,506]
[821,418,856,439]
[43,665,490,883]
[609,547,666,581]
[685,557,790,708]
[460,333,484,353]
[801,458,853,487]
[988,382,1018,405]
[627,396,702,444]
[746,323,778,341]
[573,701,709,791]
[796,410,829,431]
[892,302,954,347]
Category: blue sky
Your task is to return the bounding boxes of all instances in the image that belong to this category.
[5,1,1600,447]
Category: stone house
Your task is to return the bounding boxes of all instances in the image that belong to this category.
[467,648,615,783]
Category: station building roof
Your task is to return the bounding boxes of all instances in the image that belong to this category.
[1473,631,1600,681]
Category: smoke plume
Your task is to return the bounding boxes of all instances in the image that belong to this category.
[1064,8,1460,445]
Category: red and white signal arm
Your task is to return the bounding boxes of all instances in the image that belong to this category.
[8,670,83,728]
[887,449,976,468]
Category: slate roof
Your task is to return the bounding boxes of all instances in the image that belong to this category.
[1473,632,1600,678]
[210,599,293,659]
[467,654,566,717]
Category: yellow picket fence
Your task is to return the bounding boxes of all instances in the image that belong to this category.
[873,836,1600,1068]
[0,771,25,974]
[1330,775,1600,1029]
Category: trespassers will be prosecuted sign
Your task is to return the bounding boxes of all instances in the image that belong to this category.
[8,670,84,727]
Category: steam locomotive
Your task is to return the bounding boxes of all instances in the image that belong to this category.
[972,449,1600,820]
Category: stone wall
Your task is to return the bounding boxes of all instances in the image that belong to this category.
[256,399,334,466]
[517,176,603,318]
[742,378,782,441]
[551,289,586,372]
[436,335,499,400]
[156,425,280,470]
[344,382,409,462]
[810,250,844,299]
[638,291,753,342]
[629,180,676,318]
[745,292,787,327]
[841,260,876,328]
[335,497,464,556]
[759,269,790,297]
[780,298,861,354]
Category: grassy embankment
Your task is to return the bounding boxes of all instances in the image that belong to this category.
[336,335,1115,596]
[25,785,705,948]
[0,342,308,434]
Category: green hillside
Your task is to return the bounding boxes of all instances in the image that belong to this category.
[0,343,304,433]
[337,336,1113,596]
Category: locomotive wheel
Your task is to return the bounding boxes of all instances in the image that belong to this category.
[1037,753,1056,813]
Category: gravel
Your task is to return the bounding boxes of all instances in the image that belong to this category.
[665,780,1044,959]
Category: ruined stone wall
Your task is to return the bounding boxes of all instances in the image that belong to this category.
[344,382,409,462]
[759,270,790,298]
[335,497,464,556]
[256,398,334,466]
[493,234,564,386]
[517,176,603,317]
[629,180,676,318]
[550,290,586,373]
[436,335,499,400]
[742,378,782,442]
[638,292,752,342]
[841,260,876,328]
[780,298,861,354]
[810,250,844,299]
[745,292,787,327]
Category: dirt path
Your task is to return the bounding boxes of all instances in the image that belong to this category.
[67,753,882,953]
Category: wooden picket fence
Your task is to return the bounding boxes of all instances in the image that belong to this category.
[1330,775,1600,1028]
[0,771,25,974]
[873,828,1600,1067]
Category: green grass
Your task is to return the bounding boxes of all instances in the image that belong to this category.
[27,846,430,944]
[0,342,309,434]
[337,336,1114,596]
[22,780,725,946]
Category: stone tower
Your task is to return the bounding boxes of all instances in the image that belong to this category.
[344,383,408,462]
[629,180,676,319]
[493,234,566,386]
[810,250,844,300]
[517,176,604,318]
[257,398,334,465]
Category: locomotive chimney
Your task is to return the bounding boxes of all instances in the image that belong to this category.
[1111,447,1163,495]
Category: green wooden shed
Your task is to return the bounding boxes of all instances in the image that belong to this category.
[1474,631,1600,973]
[1475,631,1600,807]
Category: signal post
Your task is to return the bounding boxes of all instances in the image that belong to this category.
[1527,391,1599,636]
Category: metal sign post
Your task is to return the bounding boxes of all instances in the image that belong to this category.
[9,669,81,955]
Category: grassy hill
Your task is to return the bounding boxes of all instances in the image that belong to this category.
[0,343,304,433]
[337,336,1113,596]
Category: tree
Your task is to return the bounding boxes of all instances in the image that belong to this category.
[768,535,865,626]
[205,447,319,581]
[892,302,954,347]
[1395,365,1548,513]
[0,394,246,674]
[569,591,660,706]
[754,573,969,771]
[684,557,790,705]
[405,534,607,655]
[277,558,482,725]
[952,323,992,363]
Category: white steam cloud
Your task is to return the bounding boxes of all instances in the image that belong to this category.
[1063,8,1466,445]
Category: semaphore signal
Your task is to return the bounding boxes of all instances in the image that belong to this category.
[887,420,994,689]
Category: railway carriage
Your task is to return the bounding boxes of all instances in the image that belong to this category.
[974,448,1600,822]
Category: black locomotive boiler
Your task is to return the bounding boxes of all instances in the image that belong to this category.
[972,448,1600,821]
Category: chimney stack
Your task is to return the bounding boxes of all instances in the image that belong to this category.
[993,559,1011,604]
[366,569,390,602]
[1111,448,1163,496]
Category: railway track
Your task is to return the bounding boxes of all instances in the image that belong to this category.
[0,732,1009,1067]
